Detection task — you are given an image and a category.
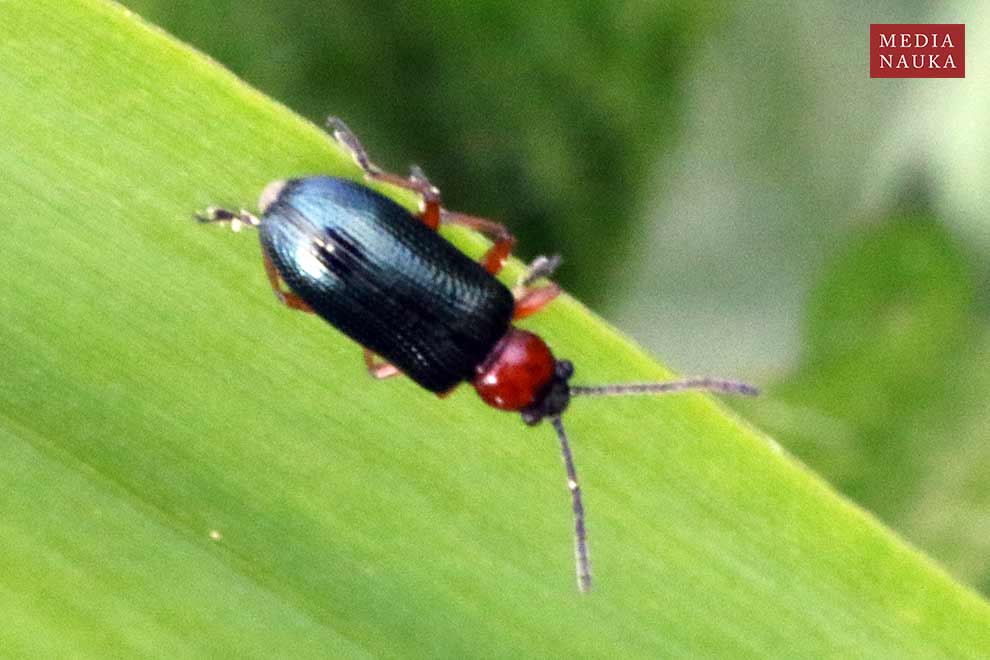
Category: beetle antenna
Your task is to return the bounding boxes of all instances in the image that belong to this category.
[570,377,759,398]
[550,415,591,593]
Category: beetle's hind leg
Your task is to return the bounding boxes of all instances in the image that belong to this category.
[261,250,314,313]
[198,206,312,313]
[327,116,441,230]
[512,255,562,320]
[196,206,260,233]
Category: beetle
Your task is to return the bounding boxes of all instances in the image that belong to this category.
[198,117,757,593]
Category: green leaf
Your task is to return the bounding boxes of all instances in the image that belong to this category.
[745,215,990,595]
[1,1,988,657]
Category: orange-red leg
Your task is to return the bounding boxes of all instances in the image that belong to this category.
[199,206,315,314]
[327,117,516,273]
[441,210,516,275]
[363,348,401,379]
[327,117,441,230]
[262,250,314,313]
[513,284,561,320]
[512,254,563,319]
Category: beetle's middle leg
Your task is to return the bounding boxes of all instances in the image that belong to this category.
[327,116,441,230]
[440,210,517,276]
[363,349,401,379]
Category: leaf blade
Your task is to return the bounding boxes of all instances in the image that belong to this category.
[1,0,988,657]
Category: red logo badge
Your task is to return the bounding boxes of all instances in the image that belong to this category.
[870,24,965,78]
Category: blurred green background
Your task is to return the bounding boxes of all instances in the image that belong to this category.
[121,1,990,594]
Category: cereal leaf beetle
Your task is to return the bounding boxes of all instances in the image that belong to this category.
[198,117,758,593]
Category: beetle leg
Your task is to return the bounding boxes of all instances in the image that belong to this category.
[518,254,562,287]
[440,210,516,275]
[407,165,443,230]
[262,250,314,313]
[326,116,441,230]
[363,349,401,379]
[511,255,563,319]
[513,284,561,320]
[196,206,260,233]
[199,207,313,312]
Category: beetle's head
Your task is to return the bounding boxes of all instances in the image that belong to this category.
[519,359,573,426]
[471,328,572,424]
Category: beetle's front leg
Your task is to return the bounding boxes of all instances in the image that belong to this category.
[327,116,441,230]
[512,255,562,320]
[519,255,562,287]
